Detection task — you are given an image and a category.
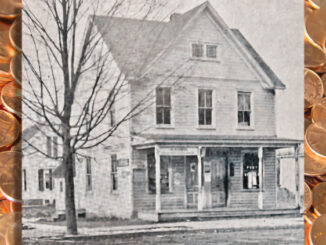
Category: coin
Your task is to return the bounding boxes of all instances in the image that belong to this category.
[9,15,21,52]
[9,201,21,212]
[312,98,326,123]
[304,68,324,108]
[313,182,326,215]
[306,121,326,158]
[0,0,21,21]
[305,210,318,225]
[306,7,326,48]
[305,221,312,245]
[305,33,326,68]
[0,111,20,148]
[304,142,326,176]
[305,118,312,133]
[4,212,21,245]
[0,151,21,202]
[0,200,10,215]
[10,137,21,152]
[306,175,321,188]
[9,52,20,85]
[310,215,326,245]
[0,22,16,62]
[305,182,313,211]
[317,174,326,182]
[305,0,320,10]
[1,81,21,117]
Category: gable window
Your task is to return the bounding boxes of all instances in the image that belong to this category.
[192,43,203,58]
[243,153,259,189]
[206,45,217,58]
[86,157,92,191]
[111,154,118,191]
[156,87,171,125]
[198,89,213,125]
[238,92,251,127]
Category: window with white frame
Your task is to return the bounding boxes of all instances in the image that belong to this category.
[111,154,118,191]
[243,153,259,189]
[38,169,53,191]
[192,43,204,57]
[86,157,92,191]
[237,91,252,127]
[46,136,58,158]
[156,87,171,125]
[206,45,217,58]
[198,89,213,125]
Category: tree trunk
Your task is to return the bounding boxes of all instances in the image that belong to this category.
[64,146,78,235]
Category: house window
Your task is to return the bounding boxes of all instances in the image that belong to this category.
[46,136,58,157]
[147,154,173,194]
[243,153,259,189]
[86,157,92,191]
[38,169,53,191]
[198,89,213,125]
[192,43,204,57]
[156,87,171,125]
[238,92,251,126]
[23,169,27,191]
[53,137,58,158]
[46,136,52,156]
[206,45,217,58]
[109,105,116,127]
[111,154,118,191]
[60,181,63,192]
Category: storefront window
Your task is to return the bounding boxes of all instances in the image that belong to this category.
[243,153,259,189]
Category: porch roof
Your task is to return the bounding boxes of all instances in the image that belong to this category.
[132,134,303,149]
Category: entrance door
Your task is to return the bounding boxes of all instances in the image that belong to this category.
[185,156,198,209]
[211,154,228,207]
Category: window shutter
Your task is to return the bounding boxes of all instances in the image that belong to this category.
[38,169,44,191]
[49,169,53,190]
[53,137,58,158]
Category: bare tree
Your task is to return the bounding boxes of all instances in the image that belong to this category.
[22,0,189,235]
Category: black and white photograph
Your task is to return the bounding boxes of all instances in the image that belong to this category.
[22,0,304,244]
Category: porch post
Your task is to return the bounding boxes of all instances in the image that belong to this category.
[258,147,263,209]
[197,147,203,210]
[294,144,300,208]
[154,145,161,212]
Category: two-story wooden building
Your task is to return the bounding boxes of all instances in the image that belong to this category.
[53,1,303,221]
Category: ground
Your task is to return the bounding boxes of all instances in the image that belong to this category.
[23,227,303,245]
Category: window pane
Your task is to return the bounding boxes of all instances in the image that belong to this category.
[38,169,44,191]
[238,93,245,110]
[192,44,203,57]
[206,109,212,125]
[207,45,217,58]
[164,108,171,124]
[206,90,212,107]
[148,153,156,193]
[160,156,169,193]
[245,93,251,110]
[163,88,171,106]
[156,88,163,106]
[199,109,205,125]
[238,111,243,123]
[244,111,250,126]
[156,107,164,124]
[198,90,205,107]
[243,153,259,189]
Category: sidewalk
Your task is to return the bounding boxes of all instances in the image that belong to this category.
[23,216,303,241]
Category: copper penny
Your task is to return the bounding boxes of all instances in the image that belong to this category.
[306,121,326,158]
[306,175,321,189]
[317,174,326,181]
[306,7,326,48]
[305,33,326,68]
[310,215,326,245]
[10,137,21,152]
[0,22,16,62]
[313,182,326,215]
[304,142,326,176]
[305,118,312,133]
[305,210,318,225]
[305,0,320,10]
[305,182,313,212]
[304,68,324,108]
[1,81,21,117]
[9,15,21,52]
[0,151,21,202]
[0,111,20,148]
[305,221,312,245]
[312,98,326,122]
[4,212,21,245]
[10,52,20,85]
[0,200,10,215]
[0,0,21,21]
[10,201,21,212]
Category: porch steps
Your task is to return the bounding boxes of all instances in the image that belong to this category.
[138,208,301,222]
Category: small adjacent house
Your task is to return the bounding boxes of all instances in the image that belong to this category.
[51,1,303,221]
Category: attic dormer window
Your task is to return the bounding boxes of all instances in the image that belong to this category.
[192,43,203,58]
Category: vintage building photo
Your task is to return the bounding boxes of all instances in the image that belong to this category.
[22,0,304,244]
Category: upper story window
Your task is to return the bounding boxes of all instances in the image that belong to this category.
[206,45,217,58]
[198,89,213,125]
[156,87,171,125]
[238,92,251,127]
[109,104,116,127]
[46,136,58,158]
[192,43,204,58]
[243,153,259,189]
[111,154,118,191]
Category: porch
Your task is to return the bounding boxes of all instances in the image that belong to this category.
[132,135,303,220]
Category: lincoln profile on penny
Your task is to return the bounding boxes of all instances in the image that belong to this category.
[23,1,303,223]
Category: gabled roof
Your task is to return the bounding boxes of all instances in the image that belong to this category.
[93,1,285,90]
